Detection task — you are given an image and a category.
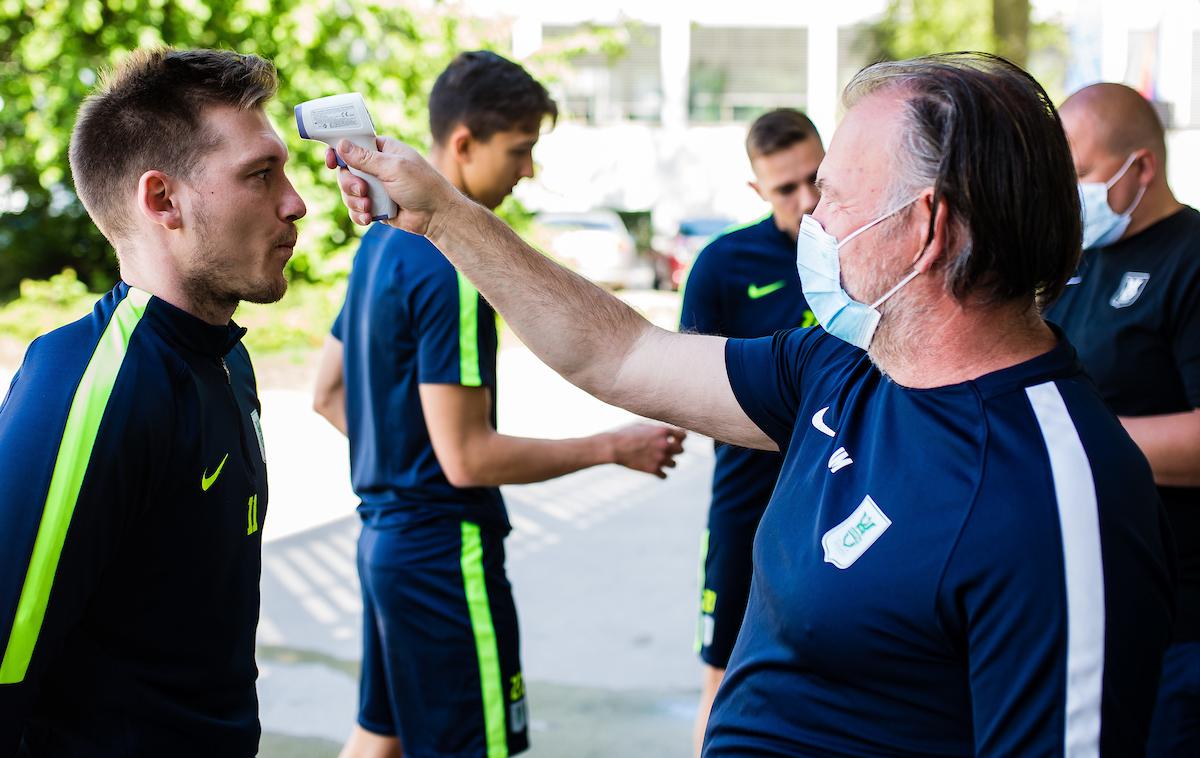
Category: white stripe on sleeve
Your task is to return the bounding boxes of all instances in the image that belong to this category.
[1026,380,1105,758]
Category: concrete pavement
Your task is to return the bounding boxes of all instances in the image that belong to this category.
[254,291,715,756]
[0,290,716,757]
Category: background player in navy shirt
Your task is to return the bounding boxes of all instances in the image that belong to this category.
[0,49,307,756]
[330,51,1176,757]
[679,108,822,753]
[312,51,684,758]
[1049,82,1200,757]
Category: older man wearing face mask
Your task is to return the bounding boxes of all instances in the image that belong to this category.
[1047,82,1200,758]
[326,53,1175,757]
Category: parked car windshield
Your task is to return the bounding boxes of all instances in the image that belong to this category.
[679,218,732,237]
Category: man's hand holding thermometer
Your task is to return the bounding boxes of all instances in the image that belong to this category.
[318,132,466,241]
[295,93,398,221]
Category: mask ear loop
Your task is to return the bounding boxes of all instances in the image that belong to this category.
[869,191,938,309]
[1104,153,1139,190]
[869,267,921,309]
[836,193,926,250]
[1121,182,1148,217]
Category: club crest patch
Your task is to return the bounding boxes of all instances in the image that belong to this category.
[250,409,266,462]
[822,495,892,569]
[1110,272,1150,309]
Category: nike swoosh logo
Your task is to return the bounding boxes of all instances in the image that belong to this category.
[747,280,786,299]
[1066,275,1082,285]
[201,453,229,492]
[811,407,836,438]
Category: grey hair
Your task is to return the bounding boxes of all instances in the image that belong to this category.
[842,60,971,263]
[834,54,1081,306]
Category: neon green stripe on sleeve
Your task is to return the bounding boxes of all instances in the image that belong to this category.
[460,521,508,757]
[695,528,710,653]
[0,287,150,683]
[457,271,483,387]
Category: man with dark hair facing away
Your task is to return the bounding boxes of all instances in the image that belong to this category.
[1048,82,1200,758]
[312,50,685,758]
[327,52,1176,756]
[0,48,306,756]
[680,108,824,754]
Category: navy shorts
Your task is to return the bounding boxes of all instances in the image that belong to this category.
[695,498,769,668]
[357,515,528,758]
[1147,641,1200,757]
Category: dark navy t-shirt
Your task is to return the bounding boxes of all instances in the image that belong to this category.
[704,326,1175,757]
[1045,206,1200,641]
[334,224,507,531]
[680,215,815,518]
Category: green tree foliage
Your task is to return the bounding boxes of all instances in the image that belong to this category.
[876,0,994,63]
[993,0,1031,66]
[873,0,1066,99]
[0,0,501,299]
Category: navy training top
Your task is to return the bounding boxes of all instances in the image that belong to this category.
[1046,206,1200,642]
[679,215,815,519]
[333,224,507,532]
[0,283,268,757]
[703,325,1176,757]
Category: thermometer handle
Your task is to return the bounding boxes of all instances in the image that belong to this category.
[344,135,398,221]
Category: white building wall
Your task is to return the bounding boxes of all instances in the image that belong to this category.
[493,0,1200,224]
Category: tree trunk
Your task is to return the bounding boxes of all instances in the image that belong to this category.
[993,0,1031,67]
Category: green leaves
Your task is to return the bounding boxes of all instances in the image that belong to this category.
[0,0,501,297]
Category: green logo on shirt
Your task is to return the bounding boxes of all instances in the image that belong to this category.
[246,494,260,536]
[201,453,229,492]
[842,512,877,548]
[747,280,786,299]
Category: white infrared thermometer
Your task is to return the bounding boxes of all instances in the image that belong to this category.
[295,92,398,221]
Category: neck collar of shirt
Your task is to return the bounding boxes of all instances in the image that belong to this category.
[967,322,1083,400]
[1095,205,1194,253]
[120,282,248,358]
[766,214,794,246]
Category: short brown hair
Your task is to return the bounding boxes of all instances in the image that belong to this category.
[429,51,558,145]
[68,48,277,243]
[745,108,820,159]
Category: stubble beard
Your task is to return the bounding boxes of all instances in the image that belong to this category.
[857,230,928,375]
[181,200,289,319]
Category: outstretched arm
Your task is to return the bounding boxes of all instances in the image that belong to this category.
[328,139,776,451]
[420,384,684,486]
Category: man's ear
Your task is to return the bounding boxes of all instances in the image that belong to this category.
[136,170,183,231]
[447,124,475,166]
[1133,147,1159,188]
[748,179,767,203]
[914,190,949,273]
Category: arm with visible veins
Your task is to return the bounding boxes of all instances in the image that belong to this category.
[327,139,776,451]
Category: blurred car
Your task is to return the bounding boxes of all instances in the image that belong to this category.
[654,216,734,290]
[532,210,652,290]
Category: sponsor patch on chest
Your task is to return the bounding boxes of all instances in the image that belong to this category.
[250,409,266,462]
[822,495,892,569]
[1109,271,1150,308]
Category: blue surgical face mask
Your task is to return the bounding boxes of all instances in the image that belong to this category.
[795,197,923,351]
[1079,153,1146,250]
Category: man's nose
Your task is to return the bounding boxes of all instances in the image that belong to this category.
[281,176,307,222]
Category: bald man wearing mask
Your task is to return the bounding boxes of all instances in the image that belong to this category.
[1047,82,1200,757]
